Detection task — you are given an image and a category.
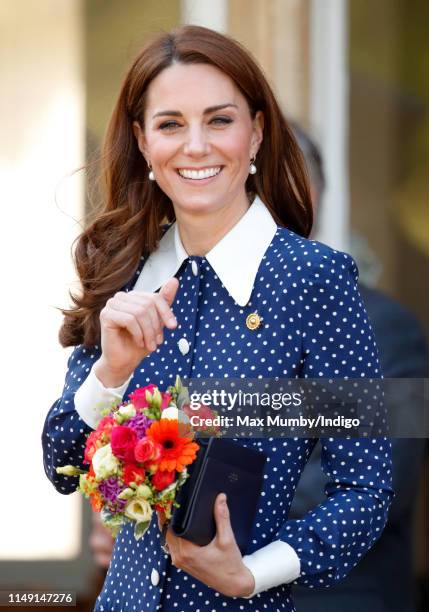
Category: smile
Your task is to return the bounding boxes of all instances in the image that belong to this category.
[177,167,222,180]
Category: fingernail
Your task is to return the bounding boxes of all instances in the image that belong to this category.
[157,334,163,344]
[169,317,177,326]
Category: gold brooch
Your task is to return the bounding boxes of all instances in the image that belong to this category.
[246,312,263,330]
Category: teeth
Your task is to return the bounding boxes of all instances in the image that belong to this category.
[178,167,221,180]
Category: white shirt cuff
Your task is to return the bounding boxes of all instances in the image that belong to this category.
[241,540,301,598]
[74,366,133,429]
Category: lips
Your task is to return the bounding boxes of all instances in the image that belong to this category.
[177,166,222,180]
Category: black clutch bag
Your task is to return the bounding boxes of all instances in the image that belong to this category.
[170,437,266,554]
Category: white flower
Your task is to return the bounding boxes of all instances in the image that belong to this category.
[118,403,136,419]
[124,497,153,523]
[92,444,119,480]
[161,406,178,420]
[161,406,190,425]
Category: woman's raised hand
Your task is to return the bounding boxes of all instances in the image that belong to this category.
[94,277,179,387]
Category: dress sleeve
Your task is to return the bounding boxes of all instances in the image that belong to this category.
[41,344,103,494]
[74,367,133,429]
[278,248,394,588]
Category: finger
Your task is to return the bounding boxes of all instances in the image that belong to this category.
[158,276,179,328]
[109,296,163,352]
[139,310,159,352]
[144,304,164,345]
[107,297,149,347]
[213,493,235,548]
[100,308,145,348]
[166,528,182,560]
[112,295,164,346]
[153,293,178,330]
[159,277,179,307]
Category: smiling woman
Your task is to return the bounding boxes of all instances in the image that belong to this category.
[42,24,393,612]
[55,25,312,349]
[132,62,264,247]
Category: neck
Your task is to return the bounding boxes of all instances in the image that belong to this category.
[175,193,251,256]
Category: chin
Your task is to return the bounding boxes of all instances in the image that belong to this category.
[174,195,224,215]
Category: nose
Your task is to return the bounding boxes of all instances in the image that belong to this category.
[183,124,211,157]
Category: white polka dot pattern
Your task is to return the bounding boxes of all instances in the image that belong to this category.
[42,227,393,611]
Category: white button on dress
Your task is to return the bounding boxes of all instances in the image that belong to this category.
[191,260,199,276]
[151,568,160,586]
[178,337,190,355]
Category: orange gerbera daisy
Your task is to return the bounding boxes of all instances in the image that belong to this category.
[146,419,199,472]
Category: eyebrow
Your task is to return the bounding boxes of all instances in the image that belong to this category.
[152,103,238,119]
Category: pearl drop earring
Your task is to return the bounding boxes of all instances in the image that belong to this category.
[148,163,155,181]
[249,156,257,175]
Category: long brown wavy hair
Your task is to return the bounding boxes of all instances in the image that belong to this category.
[59,24,313,348]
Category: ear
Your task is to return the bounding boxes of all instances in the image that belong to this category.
[250,111,264,157]
[132,120,149,159]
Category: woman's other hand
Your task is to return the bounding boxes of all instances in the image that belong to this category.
[165,493,255,598]
[94,277,179,386]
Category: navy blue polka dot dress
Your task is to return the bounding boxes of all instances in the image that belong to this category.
[42,198,393,611]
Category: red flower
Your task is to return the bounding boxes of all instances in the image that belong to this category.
[84,430,103,464]
[110,426,137,463]
[154,500,173,522]
[134,437,162,463]
[98,416,115,435]
[152,470,175,491]
[123,463,146,486]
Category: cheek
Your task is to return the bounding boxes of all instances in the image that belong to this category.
[145,135,178,168]
[217,127,253,168]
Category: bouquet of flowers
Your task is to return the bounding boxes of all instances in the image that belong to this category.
[56,376,203,540]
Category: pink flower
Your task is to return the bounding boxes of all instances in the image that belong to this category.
[134,436,162,464]
[160,392,173,410]
[110,426,137,463]
[129,385,158,409]
[129,385,173,410]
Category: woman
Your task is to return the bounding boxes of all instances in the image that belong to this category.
[42,25,393,611]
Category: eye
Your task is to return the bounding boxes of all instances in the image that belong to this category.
[210,116,233,126]
[158,120,181,131]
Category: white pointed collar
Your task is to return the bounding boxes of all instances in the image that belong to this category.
[133,195,278,306]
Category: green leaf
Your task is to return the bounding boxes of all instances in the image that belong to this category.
[134,520,150,541]
[142,407,161,421]
[56,465,85,477]
[100,509,126,538]
[176,386,190,410]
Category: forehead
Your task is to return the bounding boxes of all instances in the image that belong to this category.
[144,62,247,116]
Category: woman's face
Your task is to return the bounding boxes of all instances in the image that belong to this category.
[133,62,263,217]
